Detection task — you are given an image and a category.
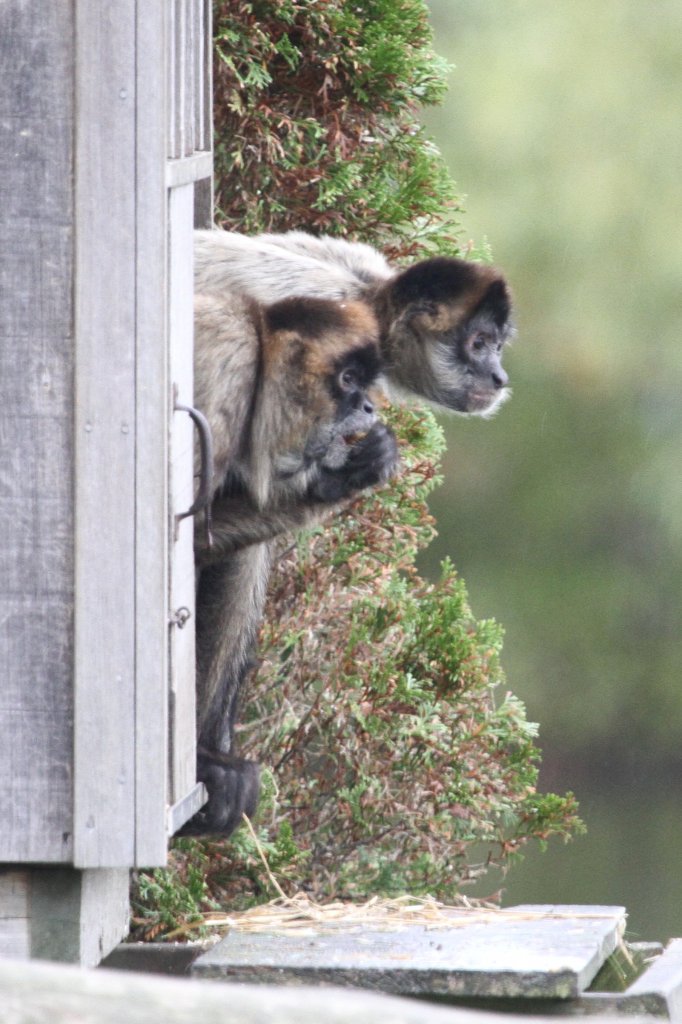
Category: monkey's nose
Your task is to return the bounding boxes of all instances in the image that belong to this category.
[492,368,508,389]
[363,399,375,415]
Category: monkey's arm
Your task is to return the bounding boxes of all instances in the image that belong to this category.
[197,422,399,564]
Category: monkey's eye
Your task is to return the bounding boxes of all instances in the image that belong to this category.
[339,368,359,391]
[471,333,488,352]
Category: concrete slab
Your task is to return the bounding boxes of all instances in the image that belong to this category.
[617,938,682,1018]
[192,903,626,1000]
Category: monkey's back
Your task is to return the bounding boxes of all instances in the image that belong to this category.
[194,229,392,306]
[194,290,261,485]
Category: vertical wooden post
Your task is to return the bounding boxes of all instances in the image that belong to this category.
[0,0,76,867]
[134,0,171,870]
[73,0,137,869]
[0,0,212,961]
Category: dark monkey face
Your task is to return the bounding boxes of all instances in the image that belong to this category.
[453,306,512,415]
[306,340,399,502]
[309,342,386,471]
[266,297,397,489]
[387,259,514,417]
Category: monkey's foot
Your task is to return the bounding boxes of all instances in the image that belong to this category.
[177,752,261,838]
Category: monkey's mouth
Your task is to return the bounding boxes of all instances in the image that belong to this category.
[343,430,369,445]
[467,389,505,412]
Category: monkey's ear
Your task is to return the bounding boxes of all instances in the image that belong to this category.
[473,278,512,328]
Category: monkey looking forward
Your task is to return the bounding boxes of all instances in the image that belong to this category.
[194,229,514,418]
[182,293,399,837]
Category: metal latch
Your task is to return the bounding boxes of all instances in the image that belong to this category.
[174,396,214,548]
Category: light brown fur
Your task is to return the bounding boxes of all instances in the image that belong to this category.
[184,288,398,835]
[194,229,514,416]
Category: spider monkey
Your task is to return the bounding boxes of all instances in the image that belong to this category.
[184,232,514,837]
[181,292,398,836]
[194,229,514,416]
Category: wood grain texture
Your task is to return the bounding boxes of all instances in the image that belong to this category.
[1,0,211,875]
[30,868,129,965]
[164,0,214,831]
[73,0,137,867]
[0,0,75,862]
[168,184,199,812]
[134,0,171,868]
[0,871,30,959]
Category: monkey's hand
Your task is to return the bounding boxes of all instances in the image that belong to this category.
[177,751,261,838]
[308,422,399,505]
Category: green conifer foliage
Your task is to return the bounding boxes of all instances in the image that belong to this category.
[212,0,461,258]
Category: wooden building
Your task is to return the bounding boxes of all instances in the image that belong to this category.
[0,0,212,964]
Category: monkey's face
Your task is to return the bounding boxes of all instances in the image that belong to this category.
[405,303,512,417]
[454,311,512,416]
[264,297,396,492]
[387,258,514,417]
[308,344,385,471]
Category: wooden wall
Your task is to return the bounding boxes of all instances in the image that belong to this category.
[0,0,212,963]
[0,1,76,864]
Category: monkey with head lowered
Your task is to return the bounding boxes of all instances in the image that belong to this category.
[186,232,514,837]
[182,291,399,836]
[194,229,514,416]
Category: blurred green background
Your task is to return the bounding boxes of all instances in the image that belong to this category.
[422,0,682,941]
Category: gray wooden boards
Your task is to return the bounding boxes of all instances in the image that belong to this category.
[192,904,625,1000]
[0,0,76,866]
[0,957,655,1024]
[0,868,128,967]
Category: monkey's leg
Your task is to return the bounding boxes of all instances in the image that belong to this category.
[179,543,271,837]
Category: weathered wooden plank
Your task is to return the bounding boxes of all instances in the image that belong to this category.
[168,183,199,815]
[30,868,129,966]
[169,0,190,158]
[0,0,75,862]
[193,905,627,1000]
[185,0,197,157]
[1,958,628,1024]
[168,0,210,159]
[0,868,128,966]
[166,152,213,188]
[168,0,178,158]
[194,0,214,229]
[0,870,30,958]
[73,0,137,868]
[194,0,211,152]
[167,783,207,837]
[133,0,171,868]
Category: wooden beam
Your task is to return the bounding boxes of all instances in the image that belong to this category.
[73,0,137,867]
[0,0,75,863]
[0,868,128,967]
[133,0,170,869]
